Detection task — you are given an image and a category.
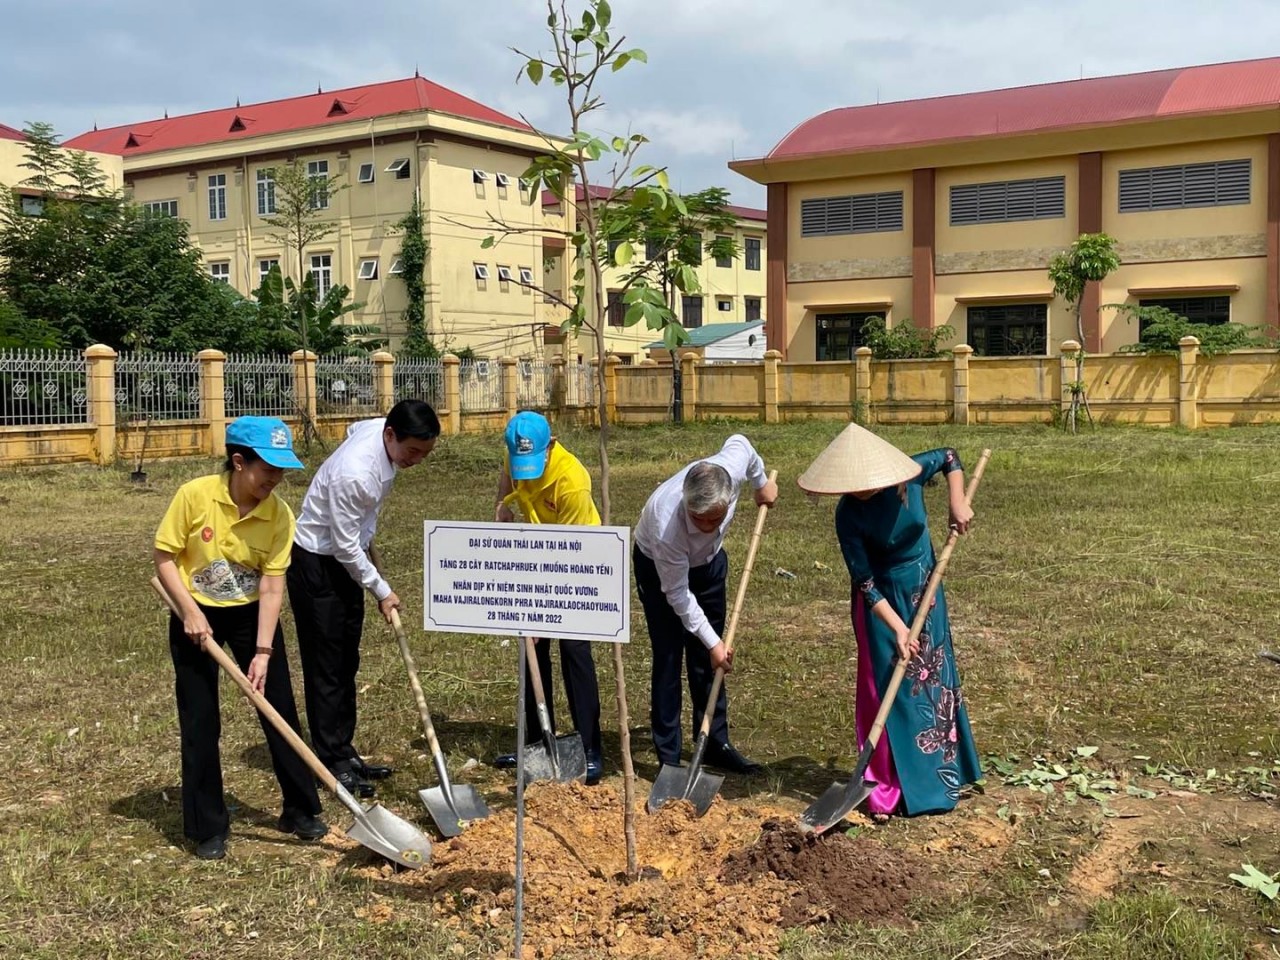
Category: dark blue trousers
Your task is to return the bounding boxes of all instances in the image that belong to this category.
[633,545,729,765]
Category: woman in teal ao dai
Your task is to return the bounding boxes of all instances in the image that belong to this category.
[814,430,981,816]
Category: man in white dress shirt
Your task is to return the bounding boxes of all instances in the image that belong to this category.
[632,434,778,775]
[288,399,440,798]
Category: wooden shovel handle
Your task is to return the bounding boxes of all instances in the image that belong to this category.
[150,576,338,793]
[389,608,445,757]
[864,449,991,751]
[697,468,778,737]
[523,636,551,710]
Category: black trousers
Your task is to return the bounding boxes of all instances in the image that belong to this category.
[287,545,366,772]
[633,544,730,765]
[169,602,321,844]
[518,638,603,757]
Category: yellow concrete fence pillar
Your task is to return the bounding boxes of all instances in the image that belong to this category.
[762,349,782,424]
[499,356,519,419]
[84,343,118,466]
[549,357,566,410]
[371,351,395,414]
[291,350,317,423]
[441,353,461,435]
[604,354,622,424]
[854,346,872,424]
[1059,340,1081,420]
[679,351,698,422]
[197,348,227,456]
[952,344,973,426]
[1178,335,1201,430]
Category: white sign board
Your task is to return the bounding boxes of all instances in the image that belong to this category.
[422,521,630,643]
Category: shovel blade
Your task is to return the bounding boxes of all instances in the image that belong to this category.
[520,735,587,785]
[798,777,873,836]
[345,802,433,869]
[646,762,724,816]
[419,784,491,839]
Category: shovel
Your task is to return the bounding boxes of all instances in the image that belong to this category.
[799,449,991,836]
[149,577,432,869]
[388,608,491,837]
[648,468,778,816]
[521,635,587,784]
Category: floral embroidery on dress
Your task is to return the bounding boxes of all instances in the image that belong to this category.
[859,577,877,599]
[905,642,946,696]
[915,686,959,763]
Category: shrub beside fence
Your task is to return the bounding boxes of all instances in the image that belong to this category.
[4,337,1279,469]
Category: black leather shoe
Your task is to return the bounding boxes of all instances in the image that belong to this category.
[332,767,375,798]
[704,741,763,776]
[493,752,518,770]
[585,751,603,786]
[195,833,227,860]
[279,809,329,841]
[352,757,394,780]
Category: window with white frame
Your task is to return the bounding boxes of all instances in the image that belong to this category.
[518,266,534,285]
[472,169,489,184]
[386,157,411,180]
[358,258,379,281]
[143,199,179,217]
[357,162,375,183]
[258,258,279,285]
[717,297,733,313]
[20,195,43,216]
[256,169,276,216]
[310,253,333,299]
[519,177,534,203]
[495,172,509,198]
[496,265,513,283]
[474,262,489,281]
[209,261,231,283]
[307,160,329,210]
[389,257,404,276]
[208,174,227,221]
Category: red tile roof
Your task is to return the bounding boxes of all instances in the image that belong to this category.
[64,76,531,156]
[0,123,25,142]
[542,183,765,221]
[766,56,1280,161]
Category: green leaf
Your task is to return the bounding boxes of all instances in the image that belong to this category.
[1230,864,1280,900]
[1076,746,1099,758]
[612,52,630,72]
[596,0,611,28]
[480,236,495,249]
[656,169,670,191]
[611,136,626,153]
[627,48,648,63]
[613,240,633,267]
[663,322,689,349]
[526,60,544,85]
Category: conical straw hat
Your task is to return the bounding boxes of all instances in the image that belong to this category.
[797,422,921,495]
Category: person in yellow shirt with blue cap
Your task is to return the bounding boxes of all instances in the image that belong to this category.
[153,416,325,861]
[491,411,604,784]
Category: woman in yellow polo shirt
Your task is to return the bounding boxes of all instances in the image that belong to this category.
[153,416,326,861]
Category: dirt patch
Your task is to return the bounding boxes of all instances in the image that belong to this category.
[335,781,884,959]
[721,818,936,926]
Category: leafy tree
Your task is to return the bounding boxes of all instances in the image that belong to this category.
[1048,233,1121,433]
[0,296,59,349]
[254,266,381,356]
[1113,304,1272,357]
[393,198,436,358]
[860,317,955,359]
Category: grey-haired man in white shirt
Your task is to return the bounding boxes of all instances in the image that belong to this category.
[632,434,778,775]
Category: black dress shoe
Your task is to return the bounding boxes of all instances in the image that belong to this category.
[352,757,394,780]
[493,752,518,770]
[704,741,763,776]
[585,751,603,786]
[279,809,329,841]
[332,768,375,798]
[195,832,227,860]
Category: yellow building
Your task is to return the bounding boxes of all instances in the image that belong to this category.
[1,122,124,209]
[65,77,565,358]
[539,185,767,363]
[730,56,1280,361]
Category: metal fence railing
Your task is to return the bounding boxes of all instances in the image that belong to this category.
[115,352,201,422]
[459,359,503,412]
[315,357,378,415]
[224,354,296,419]
[516,359,555,410]
[0,349,88,426]
[573,362,598,409]
[393,357,444,408]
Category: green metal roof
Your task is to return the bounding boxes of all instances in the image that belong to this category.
[645,321,764,350]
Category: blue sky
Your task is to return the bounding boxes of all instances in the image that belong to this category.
[4,0,1280,206]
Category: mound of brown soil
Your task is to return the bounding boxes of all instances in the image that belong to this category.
[721,818,936,926]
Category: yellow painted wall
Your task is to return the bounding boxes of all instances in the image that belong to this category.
[0,138,124,193]
[787,172,913,266]
[934,156,1078,257]
[785,276,915,362]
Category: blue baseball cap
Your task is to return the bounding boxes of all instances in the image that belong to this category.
[225,416,304,470]
[505,411,552,481]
